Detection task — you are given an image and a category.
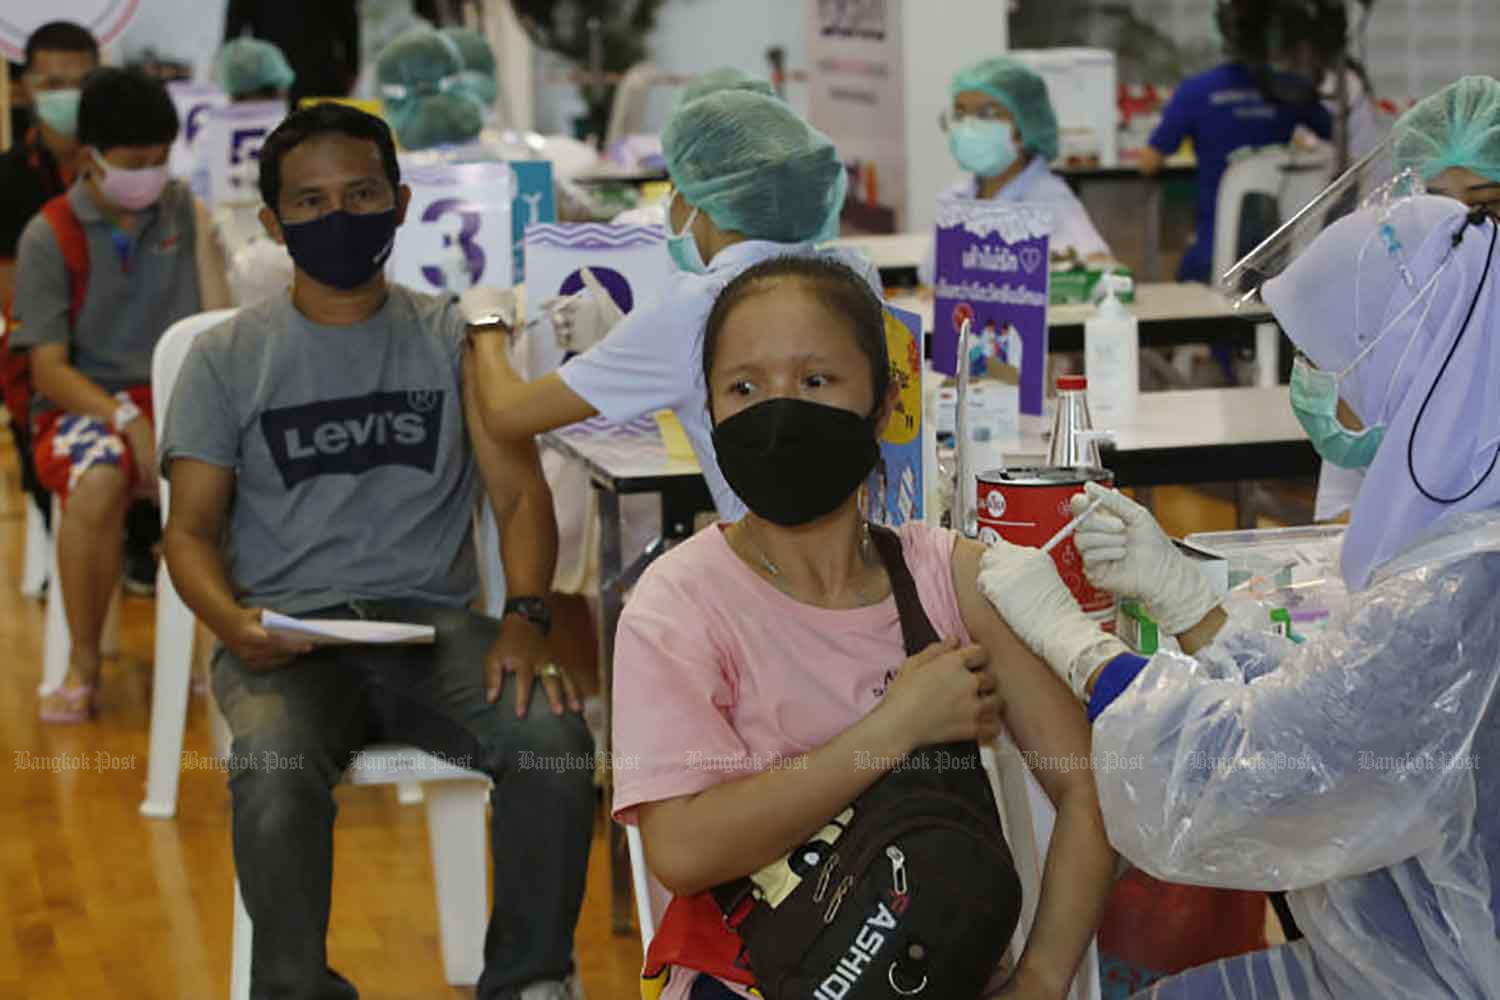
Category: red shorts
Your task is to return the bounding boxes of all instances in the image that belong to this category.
[34,386,154,504]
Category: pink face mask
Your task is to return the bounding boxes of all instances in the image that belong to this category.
[91,149,170,211]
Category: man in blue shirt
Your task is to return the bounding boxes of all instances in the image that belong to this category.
[1141,1,1336,283]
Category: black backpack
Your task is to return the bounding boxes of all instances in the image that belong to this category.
[710,524,1024,999]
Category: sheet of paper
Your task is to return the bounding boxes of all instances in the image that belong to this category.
[261,612,435,646]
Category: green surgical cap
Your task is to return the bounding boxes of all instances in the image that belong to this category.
[376,28,483,151]
[676,67,776,110]
[214,38,296,98]
[663,89,844,243]
[1393,76,1500,184]
[950,56,1059,162]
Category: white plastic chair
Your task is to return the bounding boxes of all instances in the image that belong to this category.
[141,309,240,817]
[625,746,1103,1000]
[1213,148,1332,388]
[604,62,659,152]
[133,311,502,997]
[21,494,48,597]
[230,746,492,999]
[141,310,511,817]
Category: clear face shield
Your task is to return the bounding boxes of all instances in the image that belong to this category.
[1218,136,1424,308]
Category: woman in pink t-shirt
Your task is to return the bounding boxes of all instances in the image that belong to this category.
[612,256,1116,1000]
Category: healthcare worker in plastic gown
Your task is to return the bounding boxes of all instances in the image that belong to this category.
[983,192,1500,998]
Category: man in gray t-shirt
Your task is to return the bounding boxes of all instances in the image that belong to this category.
[160,103,590,1000]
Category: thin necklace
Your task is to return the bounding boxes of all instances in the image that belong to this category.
[740,520,881,602]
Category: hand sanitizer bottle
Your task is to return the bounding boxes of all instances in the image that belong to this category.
[1083,273,1139,430]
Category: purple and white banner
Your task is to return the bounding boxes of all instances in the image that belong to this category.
[521,223,672,378]
[389,161,514,296]
[932,197,1052,416]
[201,100,288,209]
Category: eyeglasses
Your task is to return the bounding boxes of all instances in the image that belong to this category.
[938,107,1011,132]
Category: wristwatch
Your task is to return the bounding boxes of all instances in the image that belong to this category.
[466,312,514,333]
[112,400,143,432]
[503,595,552,635]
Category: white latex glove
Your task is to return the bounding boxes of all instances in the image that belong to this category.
[979,540,1131,701]
[457,285,520,331]
[538,267,624,354]
[1070,481,1219,635]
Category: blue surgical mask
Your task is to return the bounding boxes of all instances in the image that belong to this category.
[948,120,1018,179]
[34,88,81,138]
[666,193,707,274]
[1290,355,1386,469]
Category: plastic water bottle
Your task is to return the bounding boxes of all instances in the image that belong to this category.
[1083,273,1139,430]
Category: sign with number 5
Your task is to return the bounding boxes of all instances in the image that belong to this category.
[201,101,288,209]
[389,161,515,294]
[166,82,228,194]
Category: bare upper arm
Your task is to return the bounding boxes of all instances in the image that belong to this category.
[166,458,236,540]
[636,795,703,893]
[0,259,15,307]
[951,538,1096,805]
[461,349,550,517]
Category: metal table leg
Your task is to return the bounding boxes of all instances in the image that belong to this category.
[1254,322,1280,388]
[1143,182,1163,283]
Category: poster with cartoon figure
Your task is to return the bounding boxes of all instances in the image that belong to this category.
[933,197,1051,415]
[862,303,923,527]
[520,223,673,379]
[387,160,515,295]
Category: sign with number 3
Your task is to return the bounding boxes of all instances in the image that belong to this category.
[389,161,515,294]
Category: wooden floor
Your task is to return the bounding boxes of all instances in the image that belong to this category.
[0,428,1255,1000]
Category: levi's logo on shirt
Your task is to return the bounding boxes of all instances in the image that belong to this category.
[260,390,444,489]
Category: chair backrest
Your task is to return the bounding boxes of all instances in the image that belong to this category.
[626,823,671,946]
[1212,147,1332,290]
[152,309,240,517]
[604,62,659,151]
[152,309,241,448]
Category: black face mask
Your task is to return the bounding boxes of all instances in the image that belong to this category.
[280,208,398,290]
[712,398,881,527]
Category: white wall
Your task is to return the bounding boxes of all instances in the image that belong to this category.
[899,0,1008,236]
[109,0,229,78]
[531,0,810,136]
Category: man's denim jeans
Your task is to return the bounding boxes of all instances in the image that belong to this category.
[213,601,594,999]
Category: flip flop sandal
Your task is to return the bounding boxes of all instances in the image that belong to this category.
[38,683,96,724]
